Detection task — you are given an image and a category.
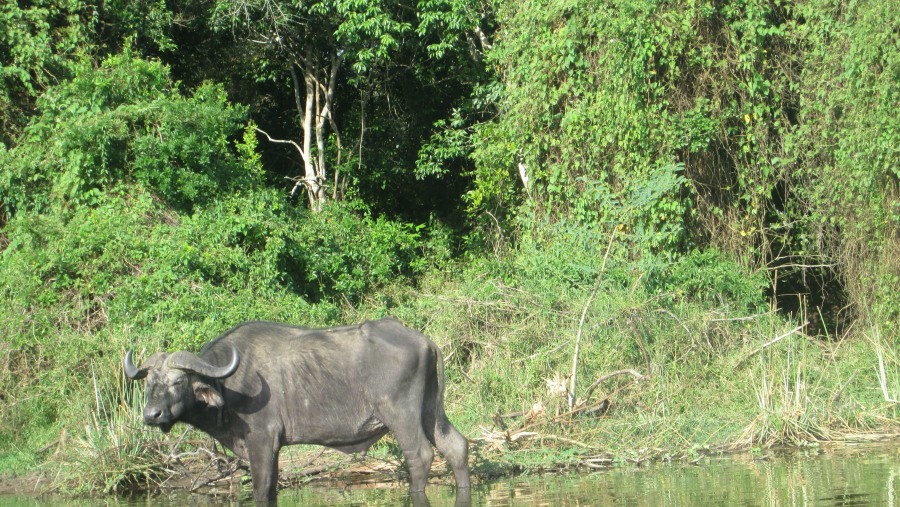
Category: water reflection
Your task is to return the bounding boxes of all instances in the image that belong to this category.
[0,445,896,506]
[471,445,899,507]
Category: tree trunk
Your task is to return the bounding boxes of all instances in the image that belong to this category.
[314,60,327,208]
[303,53,325,211]
[287,62,319,210]
[321,51,343,201]
[284,48,347,212]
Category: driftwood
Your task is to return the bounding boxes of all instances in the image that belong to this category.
[488,367,647,449]
[189,453,242,493]
[478,426,591,450]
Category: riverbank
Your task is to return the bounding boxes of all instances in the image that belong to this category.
[6,284,900,500]
[2,262,899,499]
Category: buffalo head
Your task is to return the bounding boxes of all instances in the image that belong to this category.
[124,344,240,433]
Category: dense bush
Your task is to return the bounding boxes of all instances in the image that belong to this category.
[651,249,769,313]
[467,0,898,331]
[0,50,251,217]
[0,0,95,147]
[789,0,900,328]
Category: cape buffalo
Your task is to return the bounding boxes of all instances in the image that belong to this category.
[124,318,470,503]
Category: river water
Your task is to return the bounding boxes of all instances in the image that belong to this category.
[2,444,897,506]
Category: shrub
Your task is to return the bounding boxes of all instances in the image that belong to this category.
[650,249,769,314]
[0,50,249,217]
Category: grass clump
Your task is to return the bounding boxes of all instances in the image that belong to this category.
[60,360,165,495]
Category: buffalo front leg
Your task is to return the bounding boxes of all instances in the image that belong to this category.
[247,437,281,504]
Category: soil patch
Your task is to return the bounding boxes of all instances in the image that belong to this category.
[0,473,48,496]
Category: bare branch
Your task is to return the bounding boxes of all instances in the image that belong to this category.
[254,127,309,166]
[877,350,898,404]
[284,175,320,197]
[568,226,619,409]
[734,322,808,369]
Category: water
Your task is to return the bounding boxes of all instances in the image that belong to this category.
[1,444,897,506]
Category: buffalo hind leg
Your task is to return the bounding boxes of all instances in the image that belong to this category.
[388,421,434,492]
[433,418,471,489]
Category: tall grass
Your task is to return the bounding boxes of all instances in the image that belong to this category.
[57,357,166,495]
[735,326,834,447]
[369,232,899,465]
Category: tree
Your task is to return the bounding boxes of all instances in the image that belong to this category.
[0,51,249,217]
[212,0,492,213]
[212,0,407,210]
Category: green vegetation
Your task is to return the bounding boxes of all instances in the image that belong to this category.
[1,0,897,497]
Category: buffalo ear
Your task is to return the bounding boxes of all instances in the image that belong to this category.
[193,381,225,409]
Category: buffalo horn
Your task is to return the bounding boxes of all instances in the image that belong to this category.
[123,350,148,380]
[167,343,240,379]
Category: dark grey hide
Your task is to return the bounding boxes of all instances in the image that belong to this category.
[124,318,470,503]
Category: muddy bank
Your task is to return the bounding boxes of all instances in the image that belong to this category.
[0,447,432,500]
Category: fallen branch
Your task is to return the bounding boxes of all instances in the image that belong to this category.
[734,322,808,369]
[189,448,241,492]
[163,428,191,462]
[582,369,647,405]
[533,433,591,448]
[477,427,591,449]
[294,464,334,477]
[581,455,614,469]
[36,428,67,456]
[494,410,528,420]
[507,398,614,440]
